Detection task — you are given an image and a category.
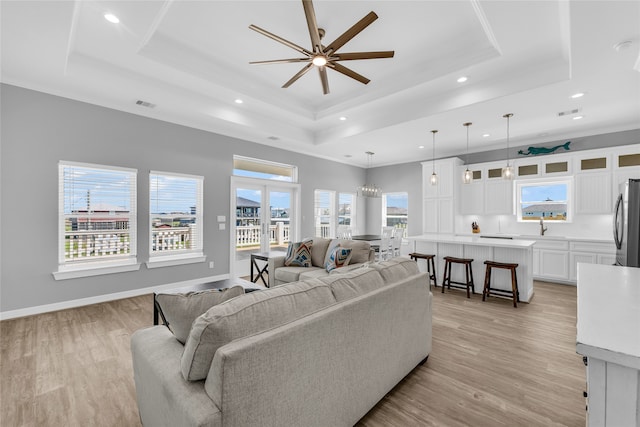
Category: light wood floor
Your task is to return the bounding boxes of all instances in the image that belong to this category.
[1,281,585,426]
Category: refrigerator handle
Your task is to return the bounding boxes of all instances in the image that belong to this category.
[613,192,623,249]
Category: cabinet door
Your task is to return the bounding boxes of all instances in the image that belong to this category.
[597,253,617,266]
[423,199,438,233]
[459,180,484,215]
[533,248,540,276]
[438,198,455,234]
[485,179,513,214]
[570,252,597,282]
[438,161,455,198]
[539,249,570,281]
[576,172,612,214]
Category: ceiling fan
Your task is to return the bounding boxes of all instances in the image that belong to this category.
[249,0,394,95]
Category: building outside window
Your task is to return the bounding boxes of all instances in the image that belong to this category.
[516,179,572,222]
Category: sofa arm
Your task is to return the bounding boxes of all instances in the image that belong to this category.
[131,326,221,427]
[268,255,286,288]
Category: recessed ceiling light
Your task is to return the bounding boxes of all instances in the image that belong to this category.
[571,92,585,99]
[418,145,425,149]
[104,13,120,24]
[339,116,347,121]
[235,99,243,104]
[482,133,490,138]
[457,76,468,83]
[573,115,583,120]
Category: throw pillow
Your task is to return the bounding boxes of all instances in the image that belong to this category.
[155,286,245,344]
[284,239,313,267]
[325,247,352,272]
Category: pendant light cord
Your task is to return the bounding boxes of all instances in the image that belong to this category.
[431,130,437,172]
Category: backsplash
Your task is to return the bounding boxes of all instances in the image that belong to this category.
[457,213,613,241]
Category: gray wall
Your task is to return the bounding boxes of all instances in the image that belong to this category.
[0,84,365,312]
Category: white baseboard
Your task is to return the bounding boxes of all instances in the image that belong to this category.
[0,274,231,321]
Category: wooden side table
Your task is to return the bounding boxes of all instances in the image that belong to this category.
[153,277,262,325]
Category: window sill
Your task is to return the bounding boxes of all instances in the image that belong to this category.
[146,254,206,269]
[53,260,141,280]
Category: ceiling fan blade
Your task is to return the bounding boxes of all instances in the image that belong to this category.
[249,24,312,56]
[302,0,323,54]
[282,63,314,88]
[250,58,310,65]
[332,51,395,61]
[318,66,330,95]
[328,62,370,85]
[325,11,378,55]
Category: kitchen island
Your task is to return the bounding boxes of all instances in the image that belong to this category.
[407,234,536,302]
[576,263,640,426]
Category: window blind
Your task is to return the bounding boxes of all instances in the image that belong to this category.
[149,171,204,257]
[59,161,137,267]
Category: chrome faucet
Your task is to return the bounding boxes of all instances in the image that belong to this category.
[540,218,548,236]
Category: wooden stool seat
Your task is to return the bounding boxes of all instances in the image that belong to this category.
[483,261,520,307]
[441,256,475,298]
[409,252,437,287]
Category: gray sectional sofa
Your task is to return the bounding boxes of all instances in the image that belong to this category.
[268,237,376,288]
[131,257,432,427]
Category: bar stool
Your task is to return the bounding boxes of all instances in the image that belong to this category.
[441,256,475,298]
[408,252,437,287]
[482,261,520,308]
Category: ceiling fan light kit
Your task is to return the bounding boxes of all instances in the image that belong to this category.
[249,0,394,95]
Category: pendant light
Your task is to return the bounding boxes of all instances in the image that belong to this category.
[462,122,473,184]
[430,130,438,185]
[502,113,515,180]
[357,151,381,198]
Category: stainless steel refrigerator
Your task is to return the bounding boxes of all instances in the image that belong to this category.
[614,178,640,267]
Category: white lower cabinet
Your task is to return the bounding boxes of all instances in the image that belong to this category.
[533,240,616,283]
[539,249,570,281]
[570,252,597,282]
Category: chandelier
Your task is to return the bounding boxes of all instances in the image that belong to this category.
[358,151,381,198]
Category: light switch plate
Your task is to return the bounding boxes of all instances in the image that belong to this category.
[219,223,226,230]
[217,215,226,222]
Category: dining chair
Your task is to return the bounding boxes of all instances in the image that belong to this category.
[391,227,404,257]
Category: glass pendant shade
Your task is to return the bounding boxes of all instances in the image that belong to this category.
[462,122,473,184]
[463,168,473,184]
[430,172,438,185]
[502,165,514,180]
[502,113,514,181]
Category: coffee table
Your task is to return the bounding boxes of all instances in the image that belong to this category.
[153,277,263,325]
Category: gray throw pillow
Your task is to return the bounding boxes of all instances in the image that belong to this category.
[155,286,245,344]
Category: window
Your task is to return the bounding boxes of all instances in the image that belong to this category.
[338,193,356,228]
[233,155,297,182]
[516,178,572,222]
[148,171,204,267]
[55,161,138,279]
[314,190,335,238]
[382,193,408,236]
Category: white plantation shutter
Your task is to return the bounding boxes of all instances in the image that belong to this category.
[58,161,137,268]
[149,171,203,258]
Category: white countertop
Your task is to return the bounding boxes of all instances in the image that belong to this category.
[576,263,640,368]
[455,233,614,244]
[407,234,535,248]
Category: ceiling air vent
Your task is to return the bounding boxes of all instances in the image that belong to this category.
[557,108,579,117]
[135,100,156,108]
[267,136,280,141]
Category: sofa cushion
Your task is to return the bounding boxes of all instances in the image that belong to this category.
[299,268,330,281]
[275,266,323,284]
[337,240,372,264]
[181,280,337,381]
[310,238,331,267]
[369,257,420,283]
[284,239,313,267]
[319,268,386,302]
[325,247,352,272]
[155,286,244,344]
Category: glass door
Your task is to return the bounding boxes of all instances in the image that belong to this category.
[231,178,299,278]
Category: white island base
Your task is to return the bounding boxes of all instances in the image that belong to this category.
[576,263,640,427]
[408,234,535,302]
